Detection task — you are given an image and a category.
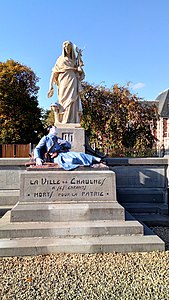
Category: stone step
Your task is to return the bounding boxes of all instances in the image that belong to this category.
[0,215,143,238]
[132,213,169,226]
[0,234,165,257]
[0,205,13,217]
[121,203,168,214]
[117,188,165,203]
[0,190,19,205]
[10,202,125,222]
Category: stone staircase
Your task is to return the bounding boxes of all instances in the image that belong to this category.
[120,201,169,226]
[0,169,165,256]
[110,159,169,227]
[0,190,19,217]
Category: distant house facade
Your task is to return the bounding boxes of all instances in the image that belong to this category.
[154,89,169,156]
[140,89,169,156]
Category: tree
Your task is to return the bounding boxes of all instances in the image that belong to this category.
[0,59,43,144]
[41,108,55,129]
[81,82,158,156]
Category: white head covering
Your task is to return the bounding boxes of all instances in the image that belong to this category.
[62,41,76,63]
[49,126,58,136]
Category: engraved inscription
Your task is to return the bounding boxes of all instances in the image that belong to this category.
[21,172,115,202]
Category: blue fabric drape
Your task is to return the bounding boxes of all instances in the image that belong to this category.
[54,151,101,170]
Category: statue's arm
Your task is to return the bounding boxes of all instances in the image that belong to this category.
[47,71,55,98]
[77,66,85,81]
[34,136,47,162]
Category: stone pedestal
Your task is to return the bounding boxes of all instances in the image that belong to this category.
[19,170,117,203]
[0,168,165,256]
[56,123,85,152]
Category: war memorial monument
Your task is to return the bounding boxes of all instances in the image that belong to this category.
[0,41,165,256]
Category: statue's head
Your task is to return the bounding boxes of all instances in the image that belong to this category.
[47,125,58,136]
[62,41,76,62]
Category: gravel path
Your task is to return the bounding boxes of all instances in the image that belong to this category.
[151,226,169,251]
[0,227,169,300]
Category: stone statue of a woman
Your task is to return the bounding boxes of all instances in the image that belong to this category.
[48,41,85,124]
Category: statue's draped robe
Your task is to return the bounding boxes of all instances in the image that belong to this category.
[52,55,84,123]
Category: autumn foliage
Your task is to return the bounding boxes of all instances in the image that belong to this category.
[0,59,158,156]
[81,82,158,156]
[0,60,43,144]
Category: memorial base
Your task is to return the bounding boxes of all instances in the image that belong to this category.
[56,123,85,152]
[0,168,165,256]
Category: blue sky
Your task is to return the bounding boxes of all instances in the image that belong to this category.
[0,0,169,110]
